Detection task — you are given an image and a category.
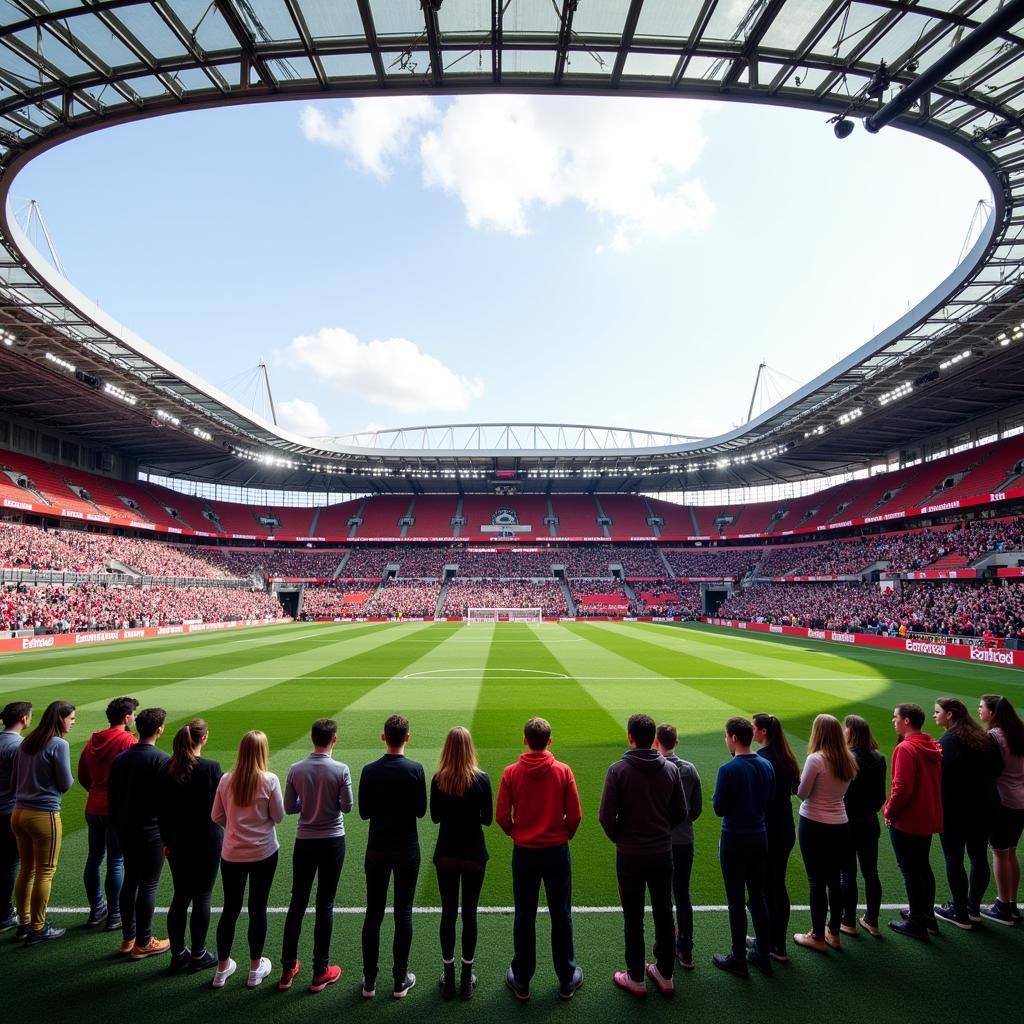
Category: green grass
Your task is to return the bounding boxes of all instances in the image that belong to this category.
[3,619,1024,1020]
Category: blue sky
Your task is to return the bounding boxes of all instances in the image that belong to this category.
[10,94,989,441]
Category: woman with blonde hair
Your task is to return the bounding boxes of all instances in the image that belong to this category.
[794,714,857,953]
[430,726,492,1000]
[210,730,284,989]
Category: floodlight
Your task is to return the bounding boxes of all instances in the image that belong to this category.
[834,118,855,140]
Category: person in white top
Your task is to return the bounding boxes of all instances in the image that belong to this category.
[979,694,1024,925]
[210,731,284,989]
[793,715,857,954]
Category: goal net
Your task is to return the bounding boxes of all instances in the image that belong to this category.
[466,607,543,624]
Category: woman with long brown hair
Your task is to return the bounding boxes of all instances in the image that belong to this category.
[751,713,799,961]
[12,699,75,944]
[210,730,283,989]
[839,715,886,936]
[794,714,857,953]
[933,697,1001,928]
[156,719,223,972]
[979,694,1024,924]
[430,726,492,1000]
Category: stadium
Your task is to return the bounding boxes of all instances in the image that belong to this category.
[2,0,1024,1019]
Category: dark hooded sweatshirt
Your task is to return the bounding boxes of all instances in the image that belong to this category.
[78,726,137,817]
[598,748,687,856]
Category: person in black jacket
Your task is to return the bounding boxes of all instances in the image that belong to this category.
[108,707,169,960]
[358,714,427,1000]
[599,713,686,998]
[430,727,492,1001]
[839,715,886,936]
[156,718,223,972]
[752,713,800,962]
[933,697,1002,928]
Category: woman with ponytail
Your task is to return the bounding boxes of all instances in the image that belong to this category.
[210,730,284,989]
[979,694,1024,924]
[752,713,799,961]
[157,719,223,972]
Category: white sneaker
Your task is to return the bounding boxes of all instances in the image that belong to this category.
[211,959,236,989]
[247,957,272,989]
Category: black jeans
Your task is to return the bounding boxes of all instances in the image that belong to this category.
[764,821,795,953]
[616,850,675,982]
[0,813,16,919]
[719,831,770,959]
[798,816,849,938]
[118,828,165,946]
[282,836,346,975]
[941,817,990,916]
[362,847,420,985]
[510,843,578,986]
[217,851,279,962]
[889,826,935,928]
[436,855,486,962]
[841,814,881,927]
[166,840,222,957]
[671,843,694,955]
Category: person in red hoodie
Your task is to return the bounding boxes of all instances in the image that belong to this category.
[883,703,943,940]
[496,717,582,1002]
[78,696,138,929]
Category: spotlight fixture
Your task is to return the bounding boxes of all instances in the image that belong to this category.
[833,117,855,140]
[878,382,913,406]
[0,329,14,347]
[939,349,971,371]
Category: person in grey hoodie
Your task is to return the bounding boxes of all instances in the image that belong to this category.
[599,713,686,998]
[0,701,32,934]
[654,722,703,969]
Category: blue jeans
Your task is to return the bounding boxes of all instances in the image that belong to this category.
[84,814,123,912]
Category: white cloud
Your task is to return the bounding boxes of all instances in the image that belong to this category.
[277,327,484,415]
[278,398,330,438]
[299,98,437,178]
[301,95,713,249]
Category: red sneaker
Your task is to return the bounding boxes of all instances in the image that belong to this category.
[310,965,341,993]
[277,961,300,991]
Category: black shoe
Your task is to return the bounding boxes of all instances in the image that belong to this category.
[505,967,529,1001]
[746,950,773,977]
[169,947,192,973]
[559,965,584,1000]
[392,972,416,999]
[188,949,218,972]
[676,948,694,970]
[439,961,456,1000]
[888,920,929,941]
[24,923,66,945]
[0,910,18,933]
[460,961,477,1001]
[83,904,108,929]
[934,903,972,930]
[103,914,122,933]
[15,924,30,941]
[712,953,749,978]
[900,908,938,935]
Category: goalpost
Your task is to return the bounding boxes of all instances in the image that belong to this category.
[466,607,544,623]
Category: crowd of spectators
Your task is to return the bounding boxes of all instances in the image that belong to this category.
[450,548,558,578]
[663,547,759,578]
[633,584,702,618]
[718,580,1024,640]
[441,580,568,616]
[0,581,280,633]
[300,583,375,618]
[204,547,346,578]
[369,580,441,618]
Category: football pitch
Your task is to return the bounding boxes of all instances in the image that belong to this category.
[2,619,1023,1021]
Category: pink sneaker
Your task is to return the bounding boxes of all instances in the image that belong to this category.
[645,963,674,995]
[613,971,647,998]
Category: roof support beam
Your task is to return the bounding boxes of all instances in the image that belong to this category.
[421,0,444,85]
[553,0,577,84]
[611,0,645,86]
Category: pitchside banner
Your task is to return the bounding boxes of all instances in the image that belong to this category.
[702,617,1024,669]
[0,617,293,655]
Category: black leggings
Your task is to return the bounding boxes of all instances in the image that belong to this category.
[118,830,165,947]
[167,842,221,957]
[798,816,849,938]
[436,857,486,961]
[841,815,881,927]
[216,851,278,962]
[764,822,795,953]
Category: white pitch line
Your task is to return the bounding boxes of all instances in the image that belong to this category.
[46,904,907,915]
[0,675,912,682]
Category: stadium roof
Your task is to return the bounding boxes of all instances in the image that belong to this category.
[0,0,1023,496]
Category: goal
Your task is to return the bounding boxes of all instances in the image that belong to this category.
[466,607,543,624]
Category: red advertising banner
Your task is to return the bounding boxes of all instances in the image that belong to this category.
[996,567,1024,578]
[0,617,293,655]
[884,569,979,580]
[701,618,1024,669]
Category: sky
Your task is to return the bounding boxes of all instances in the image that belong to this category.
[9,93,990,443]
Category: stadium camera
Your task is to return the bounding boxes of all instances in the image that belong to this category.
[834,118,855,140]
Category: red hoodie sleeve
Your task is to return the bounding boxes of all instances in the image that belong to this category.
[496,767,514,836]
[78,746,92,792]
[884,742,916,825]
[563,766,582,839]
